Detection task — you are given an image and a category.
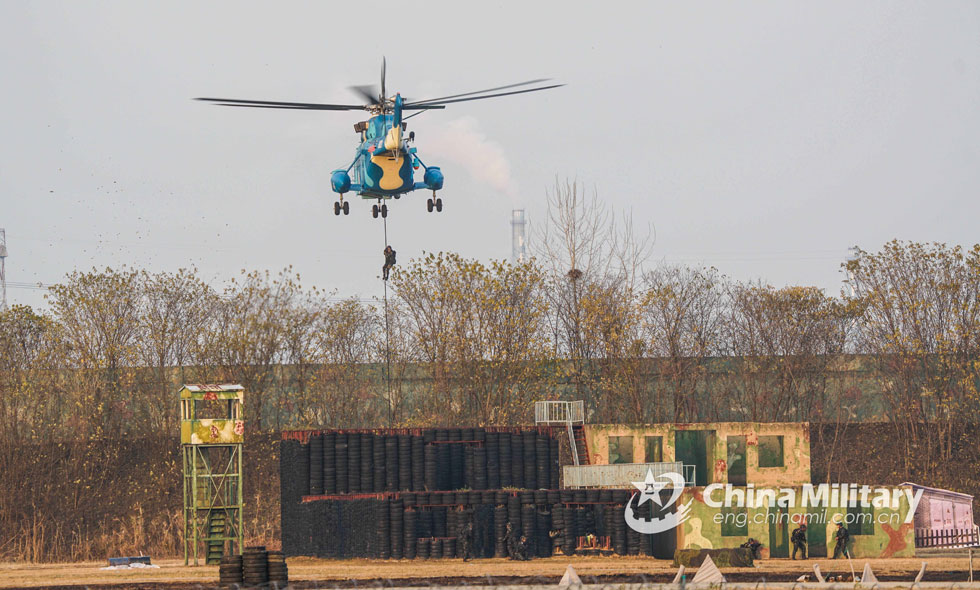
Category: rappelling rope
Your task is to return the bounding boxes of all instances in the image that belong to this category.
[382,213,393,427]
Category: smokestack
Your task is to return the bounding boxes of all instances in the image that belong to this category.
[511,209,527,263]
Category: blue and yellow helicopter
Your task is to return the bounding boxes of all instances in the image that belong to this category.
[197,60,561,218]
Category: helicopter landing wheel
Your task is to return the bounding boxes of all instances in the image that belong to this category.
[435,198,443,212]
[426,198,434,213]
[372,204,379,218]
[334,202,341,216]
[381,204,388,218]
[343,201,350,215]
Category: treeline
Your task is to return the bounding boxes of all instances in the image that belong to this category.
[1,240,977,443]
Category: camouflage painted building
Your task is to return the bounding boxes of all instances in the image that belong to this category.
[580,422,915,558]
[583,422,810,487]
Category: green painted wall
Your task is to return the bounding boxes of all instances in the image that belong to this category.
[676,485,915,558]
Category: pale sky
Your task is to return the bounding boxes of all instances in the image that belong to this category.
[2,2,978,309]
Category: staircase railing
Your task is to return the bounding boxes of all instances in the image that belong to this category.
[534,401,585,466]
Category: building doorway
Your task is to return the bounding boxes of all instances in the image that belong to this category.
[768,504,789,558]
[674,430,713,486]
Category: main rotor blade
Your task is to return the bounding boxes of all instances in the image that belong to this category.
[406,79,552,106]
[348,85,379,105]
[407,83,564,107]
[195,97,364,110]
[402,104,446,110]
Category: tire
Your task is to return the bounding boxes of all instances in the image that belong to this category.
[523,432,537,490]
[486,432,500,490]
[309,434,324,495]
[324,432,337,494]
[360,433,374,493]
[412,436,425,491]
[334,202,341,216]
[348,433,361,492]
[385,436,399,491]
[373,434,386,492]
[372,204,379,218]
[549,437,560,489]
[443,537,456,558]
[436,198,443,212]
[437,444,451,490]
[404,509,418,559]
[427,198,433,212]
[343,201,350,215]
[498,433,512,488]
[424,444,438,491]
[335,435,349,493]
[398,435,412,491]
[472,447,487,490]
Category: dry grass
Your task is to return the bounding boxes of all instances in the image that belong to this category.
[0,557,973,589]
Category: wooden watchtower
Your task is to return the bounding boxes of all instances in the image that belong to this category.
[179,384,245,565]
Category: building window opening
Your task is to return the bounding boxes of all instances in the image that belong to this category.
[728,435,747,485]
[758,435,784,468]
[609,436,634,464]
[645,436,663,463]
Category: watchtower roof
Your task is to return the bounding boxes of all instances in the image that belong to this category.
[179,383,244,400]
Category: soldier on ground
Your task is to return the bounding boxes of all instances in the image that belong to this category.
[460,521,474,562]
[833,522,850,559]
[516,534,531,561]
[740,538,762,559]
[505,522,518,560]
[791,523,808,560]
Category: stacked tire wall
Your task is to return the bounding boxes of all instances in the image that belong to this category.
[284,427,561,496]
[282,487,674,559]
[281,426,674,559]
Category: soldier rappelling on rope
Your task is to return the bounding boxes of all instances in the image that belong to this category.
[382,245,396,280]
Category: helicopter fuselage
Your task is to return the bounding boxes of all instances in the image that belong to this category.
[330,97,443,200]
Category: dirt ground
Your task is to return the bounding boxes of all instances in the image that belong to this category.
[0,556,975,589]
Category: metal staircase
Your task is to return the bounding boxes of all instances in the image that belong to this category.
[206,511,226,564]
[571,423,589,465]
[534,401,587,465]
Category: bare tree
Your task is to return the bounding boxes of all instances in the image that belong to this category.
[720,282,853,421]
[305,297,383,428]
[531,178,653,415]
[390,253,550,425]
[847,240,980,468]
[640,265,725,421]
[138,268,218,431]
[47,267,143,436]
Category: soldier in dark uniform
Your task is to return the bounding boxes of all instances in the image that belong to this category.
[505,522,518,560]
[382,245,396,280]
[740,538,762,559]
[460,521,474,561]
[833,522,850,559]
[516,534,531,561]
[791,523,808,560]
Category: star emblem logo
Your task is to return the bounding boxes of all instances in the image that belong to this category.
[632,468,668,507]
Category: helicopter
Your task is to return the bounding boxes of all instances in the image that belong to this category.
[196,60,562,218]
